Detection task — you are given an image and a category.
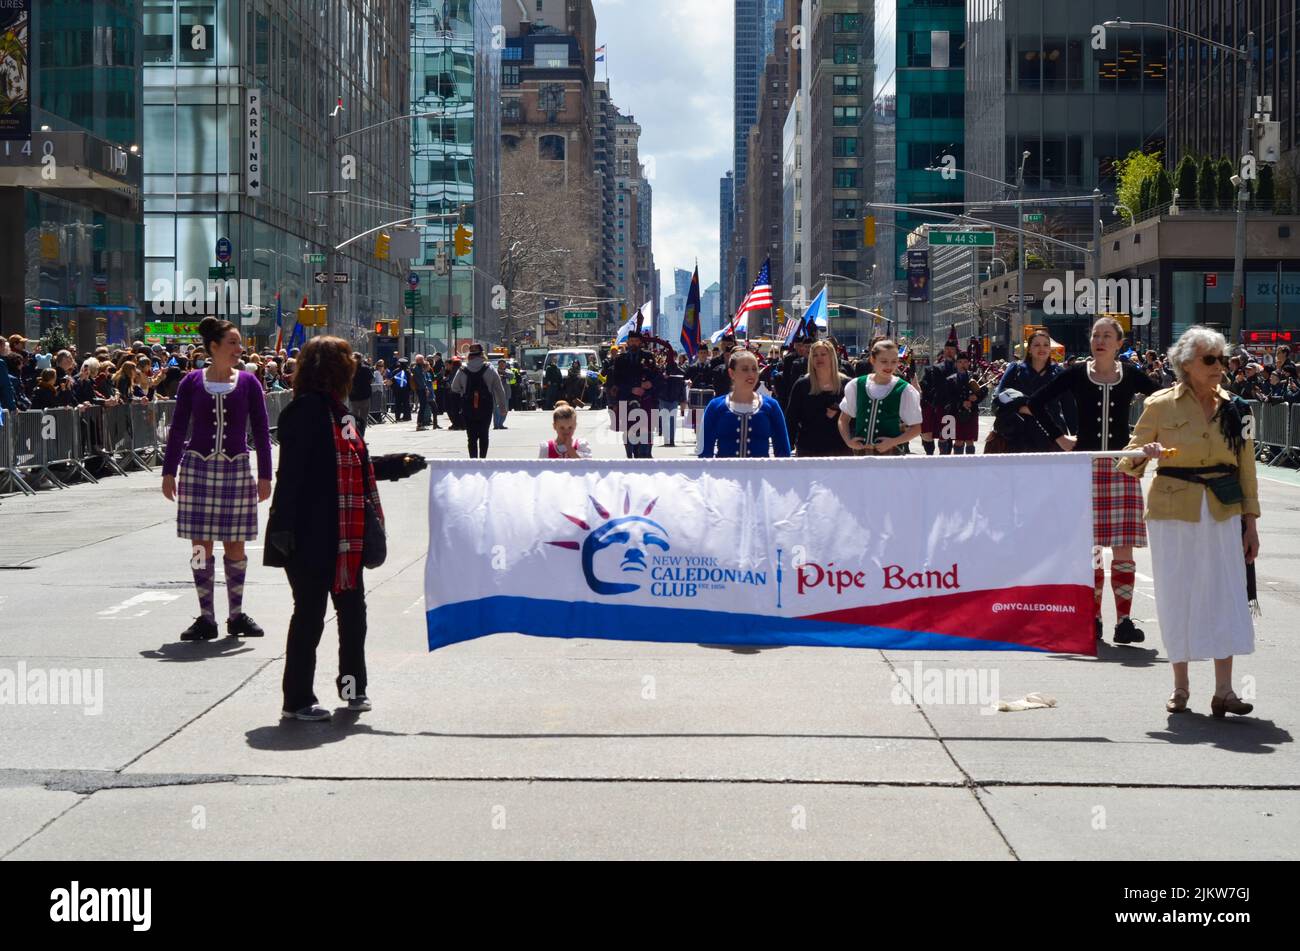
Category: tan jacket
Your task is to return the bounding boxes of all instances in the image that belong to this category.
[1117,383,1261,522]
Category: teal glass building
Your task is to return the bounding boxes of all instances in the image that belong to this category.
[872,0,966,293]
[409,0,500,354]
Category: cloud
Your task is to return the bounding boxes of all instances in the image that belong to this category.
[593,0,733,295]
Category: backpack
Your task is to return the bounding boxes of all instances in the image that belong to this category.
[463,366,493,421]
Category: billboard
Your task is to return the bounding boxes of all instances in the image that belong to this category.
[0,0,30,141]
[907,250,930,303]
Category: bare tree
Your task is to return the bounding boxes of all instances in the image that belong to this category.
[499,144,600,346]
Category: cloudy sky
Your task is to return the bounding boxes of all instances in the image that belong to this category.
[592,0,733,294]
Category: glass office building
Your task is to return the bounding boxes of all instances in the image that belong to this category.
[0,0,144,347]
[142,0,409,350]
[966,0,1167,198]
[872,0,966,298]
[409,0,500,353]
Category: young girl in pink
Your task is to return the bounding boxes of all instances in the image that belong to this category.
[539,401,593,459]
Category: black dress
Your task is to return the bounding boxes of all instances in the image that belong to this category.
[785,374,851,456]
[1028,361,1159,451]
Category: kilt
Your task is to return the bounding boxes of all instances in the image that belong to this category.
[1092,457,1146,549]
[953,412,980,442]
[177,451,259,541]
[921,401,943,435]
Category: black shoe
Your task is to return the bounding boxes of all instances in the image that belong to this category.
[227,613,265,638]
[1114,617,1145,644]
[1095,617,1104,640]
[181,616,219,642]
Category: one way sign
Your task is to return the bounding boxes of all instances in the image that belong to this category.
[314,273,350,284]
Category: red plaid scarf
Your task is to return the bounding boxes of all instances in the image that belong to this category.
[332,400,383,593]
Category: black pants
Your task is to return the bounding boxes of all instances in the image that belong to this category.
[395,392,411,421]
[466,417,491,458]
[282,565,367,712]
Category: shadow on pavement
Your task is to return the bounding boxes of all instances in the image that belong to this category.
[1054,642,1165,667]
[697,644,790,655]
[246,714,408,751]
[1147,715,1292,753]
[140,636,257,662]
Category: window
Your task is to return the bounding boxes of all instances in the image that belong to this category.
[833,137,861,157]
[834,260,859,280]
[143,2,173,64]
[833,74,861,95]
[833,229,859,251]
[539,83,565,114]
[503,64,520,86]
[533,44,570,68]
[834,13,862,33]
[833,105,862,126]
[539,135,566,161]
[833,199,859,220]
[834,168,860,188]
[833,44,859,65]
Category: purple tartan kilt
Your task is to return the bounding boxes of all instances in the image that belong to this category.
[176,451,259,541]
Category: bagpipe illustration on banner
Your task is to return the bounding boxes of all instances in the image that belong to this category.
[425,456,1098,655]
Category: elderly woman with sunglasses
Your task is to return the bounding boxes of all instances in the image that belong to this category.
[1117,326,1261,718]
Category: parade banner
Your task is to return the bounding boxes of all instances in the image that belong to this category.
[425,456,1098,655]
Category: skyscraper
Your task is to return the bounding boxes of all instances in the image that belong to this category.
[139,0,410,349]
[411,0,500,352]
[720,171,735,307]
[0,0,143,348]
[734,0,788,203]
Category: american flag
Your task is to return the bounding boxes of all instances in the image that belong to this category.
[726,258,773,335]
[779,314,801,345]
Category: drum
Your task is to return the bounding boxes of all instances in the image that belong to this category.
[686,387,714,431]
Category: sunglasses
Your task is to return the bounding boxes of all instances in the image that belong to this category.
[1200,354,1229,367]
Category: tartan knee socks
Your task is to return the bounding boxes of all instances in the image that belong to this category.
[224,555,248,620]
[1111,560,1136,620]
[192,559,215,623]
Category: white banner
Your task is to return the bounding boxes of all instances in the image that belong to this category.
[425,456,1098,654]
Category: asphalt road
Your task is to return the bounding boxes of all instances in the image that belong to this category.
[1,405,1297,859]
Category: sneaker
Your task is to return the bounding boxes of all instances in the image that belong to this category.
[281,706,332,722]
[1114,617,1145,644]
[180,616,219,642]
[227,613,265,638]
[346,696,373,712]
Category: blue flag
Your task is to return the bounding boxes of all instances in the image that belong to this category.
[680,266,702,359]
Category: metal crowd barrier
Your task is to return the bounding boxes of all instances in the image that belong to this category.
[9,408,98,489]
[264,390,291,443]
[81,404,132,477]
[0,412,35,495]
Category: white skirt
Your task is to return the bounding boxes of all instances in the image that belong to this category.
[1148,494,1255,663]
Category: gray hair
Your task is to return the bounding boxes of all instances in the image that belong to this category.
[1167,326,1227,382]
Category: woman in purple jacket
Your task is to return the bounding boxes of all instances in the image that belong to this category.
[162,317,273,642]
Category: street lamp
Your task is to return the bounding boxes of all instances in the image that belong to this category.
[1105,18,1255,346]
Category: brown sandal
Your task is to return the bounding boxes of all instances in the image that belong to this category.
[1211,691,1253,718]
[1166,688,1190,714]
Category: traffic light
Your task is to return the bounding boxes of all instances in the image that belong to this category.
[863,215,876,247]
[390,320,400,338]
[454,224,474,257]
[375,233,391,261]
[298,305,327,328]
[374,321,386,336]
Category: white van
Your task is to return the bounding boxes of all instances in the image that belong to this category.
[544,348,600,375]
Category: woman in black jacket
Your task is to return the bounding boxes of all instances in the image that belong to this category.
[265,336,427,722]
[785,339,852,456]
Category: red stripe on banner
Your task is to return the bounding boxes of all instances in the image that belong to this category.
[801,585,1097,655]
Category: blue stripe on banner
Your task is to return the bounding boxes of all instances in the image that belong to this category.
[426,596,1054,654]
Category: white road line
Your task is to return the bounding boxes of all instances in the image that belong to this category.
[98,592,182,619]
[401,596,425,616]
